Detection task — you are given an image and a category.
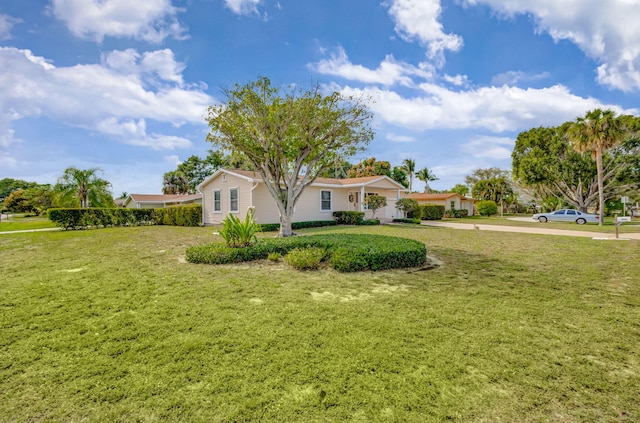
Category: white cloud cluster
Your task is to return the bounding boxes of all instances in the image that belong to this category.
[309,46,434,87]
[464,0,640,91]
[224,0,262,16]
[338,83,612,133]
[51,0,186,43]
[385,0,463,65]
[0,47,213,150]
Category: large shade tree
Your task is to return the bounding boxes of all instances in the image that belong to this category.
[54,167,113,208]
[566,109,631,224]
[162,171,190,195]
[206,77,374,237]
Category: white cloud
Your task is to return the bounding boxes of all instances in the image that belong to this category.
[337,83,619,133]
[51,0,187,43]
[464,0,640,91]
[490,70,551,86]
[0,47,213,151]
[0,14,21,41]
[461,135,514,160]
[224,0,261,16]
[385,0,463,65]
[386,133,417,143]
[309,46,434,86]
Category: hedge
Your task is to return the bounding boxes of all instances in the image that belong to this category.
[186,233,427,272]
[392,218,421,224]
[259,220,338,232]
[420,205,445,220]
[332,211,365,225]
[48,205,202,229]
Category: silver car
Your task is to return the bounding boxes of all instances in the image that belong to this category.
[532,209,600,224]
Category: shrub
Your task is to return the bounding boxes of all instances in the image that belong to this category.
[476,200,498,216]
[332,211,364,225]
[392,218,421,224]
[267,252,281,261]
[444,208,469,218]
[363,195,387,219]
[186,233,427,272]
[284,247,327,270]
[395,198,421,219]
[48,206,198,229]
[155,205,201,227]
[219,211,260,248]
[358,219,380,226]
[259,220,338,232]
[420,205,445,220]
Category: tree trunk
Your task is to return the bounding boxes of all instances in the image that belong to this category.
[596,148,604,225]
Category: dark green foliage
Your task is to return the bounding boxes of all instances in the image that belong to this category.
[186,233,427,272]
[333,211,365,224]
[420,205,445,220]
[259,220,338,232]
[444,209,469,218]
[395,198,421,219]
[392,218,421,224]
[358,219,380,226]
[49,206,201,229]
[476,200,498,216]
[154,205,202,227]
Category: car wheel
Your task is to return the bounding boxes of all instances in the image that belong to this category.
[538,216,547,223]
[576,218,586,225]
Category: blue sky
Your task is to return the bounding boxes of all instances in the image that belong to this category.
[1,0,639,195]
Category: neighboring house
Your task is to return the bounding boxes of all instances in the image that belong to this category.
[198,169,407,225]
[404,193,475,216]
[123,194,202,209]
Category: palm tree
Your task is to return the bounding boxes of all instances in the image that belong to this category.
[55,167,113,208]
[566,109,626,225]
[401,159,416,191]
[415,167,438,193]
[162,171,190,195]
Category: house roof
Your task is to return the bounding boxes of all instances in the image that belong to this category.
[198,168,407,191]
[405,193,475,202]
[125,193,202,206]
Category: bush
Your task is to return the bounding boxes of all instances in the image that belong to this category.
[259,220,338,232]
[219,211,260,248]
[186,233,427,272]
[444,209,469,218]
[476,200,498,216]
[332,211,365,225]
[395,198,421,219]
[358,219,380,226]
[267,252,281,261]
[420,205,445,220]
[392,218,421,224]
[48,206,199,229]
[284,247,327,270]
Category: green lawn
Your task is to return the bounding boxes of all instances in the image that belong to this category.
[1,225,639,421]
[0,214,58,232]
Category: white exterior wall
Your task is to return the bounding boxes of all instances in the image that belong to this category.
[201,174,255,225]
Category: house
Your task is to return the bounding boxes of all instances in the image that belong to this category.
[404,192,475,215]
[198,168,408,225]
[123,193,202,209]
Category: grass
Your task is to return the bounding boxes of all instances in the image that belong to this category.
[0,214,58,232]
[1,225,639,421]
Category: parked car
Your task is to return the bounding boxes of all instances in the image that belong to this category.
[532,209,599,224]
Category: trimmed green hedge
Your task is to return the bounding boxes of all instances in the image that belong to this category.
[332,211,365,225]
[49,205,202,229]
[186,233,427,272]
[420,205,445,220]
[259,220,338,232]
[393,218,421,224]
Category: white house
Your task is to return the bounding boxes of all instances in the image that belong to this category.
[123,194,202,209]
[198,169,408,225]
[404,193,475,215]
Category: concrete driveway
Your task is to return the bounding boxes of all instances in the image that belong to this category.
[420,219,640,240]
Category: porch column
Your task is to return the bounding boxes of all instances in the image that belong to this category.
[360,186,365,212]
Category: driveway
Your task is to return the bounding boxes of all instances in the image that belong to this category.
[420,219,640,240]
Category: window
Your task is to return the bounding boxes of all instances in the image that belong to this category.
[566,210,576,215]
[229,188,239,213]
[213,189,221,213]
[553,210,565,215]
[450,201,456,210]
[320,190,332,211]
